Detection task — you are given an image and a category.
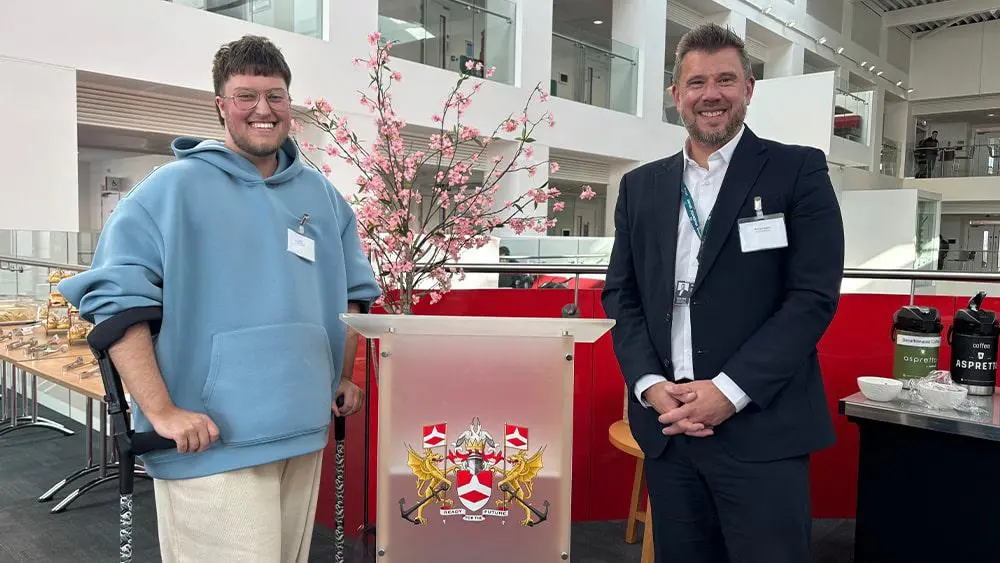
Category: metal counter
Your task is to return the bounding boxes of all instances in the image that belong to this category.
[839,390,1000,442]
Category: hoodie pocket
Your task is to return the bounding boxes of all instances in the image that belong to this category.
[201,323,334,447]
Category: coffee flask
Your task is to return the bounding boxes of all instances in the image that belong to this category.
[891,305,943,384]
[948,292,999,396]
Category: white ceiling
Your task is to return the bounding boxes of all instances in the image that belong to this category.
[866,0,1000,35]
[916,107,1000,124]
[78,124,177,159]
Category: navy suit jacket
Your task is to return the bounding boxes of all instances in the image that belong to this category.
[601,127,844,462]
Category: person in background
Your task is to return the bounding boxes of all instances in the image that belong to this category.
[916,130,939,178]
[602,23,844,563]
[59,35,380,563]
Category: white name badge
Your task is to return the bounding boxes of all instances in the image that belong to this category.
[738,213,788,253]
[287,228,316,262]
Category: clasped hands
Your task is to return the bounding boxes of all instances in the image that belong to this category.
[643,380,736,437]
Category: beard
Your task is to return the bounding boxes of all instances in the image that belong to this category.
[682,100,747,148]
[227,120,288,158]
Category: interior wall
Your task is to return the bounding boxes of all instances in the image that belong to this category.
[850,3,882,56]
[0,58,78,232]
[909,20,1000,100]
[78,154,174,231]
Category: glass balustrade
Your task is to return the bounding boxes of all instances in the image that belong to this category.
[833,88,872,145]
[906,142,1000,179]
[0,230,98,267]
[662,70,682,125]
[378,0,516,85]
[550,28,638,115]
[165,0,324,38]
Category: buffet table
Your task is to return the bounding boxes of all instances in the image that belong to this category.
[840,389,1000,563]
[0,325,143,513]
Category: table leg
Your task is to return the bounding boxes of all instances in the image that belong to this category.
[0,361,10,426]
[50,402,152,514]
[39,397,99,502]
[0,368,74,437]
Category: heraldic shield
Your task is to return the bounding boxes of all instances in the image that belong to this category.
[340,313,615,563]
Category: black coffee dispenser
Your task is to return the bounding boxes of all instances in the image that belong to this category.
[948,292,999,396]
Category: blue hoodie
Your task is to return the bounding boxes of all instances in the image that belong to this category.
[59,137,380,480]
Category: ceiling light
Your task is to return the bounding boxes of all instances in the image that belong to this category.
[990,113,996,117]
[763,5,773,15]
[786,20,796,28]
[907,88,915,93]
[896,80,903,86]
[869,65,876,71]
[818,37,827,45]
[877,71,884,76]
[836,47,844,54]
[593,20,603,24]
[861,60,868,66]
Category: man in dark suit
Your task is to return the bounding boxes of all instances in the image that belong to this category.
[601,24,844,563]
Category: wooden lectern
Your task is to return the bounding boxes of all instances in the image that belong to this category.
[341,314,614,563]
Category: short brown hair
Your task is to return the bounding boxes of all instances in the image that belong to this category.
[672,24,753,86]
[211,35,292,125]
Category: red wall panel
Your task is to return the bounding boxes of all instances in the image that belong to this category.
[317,288,971,533]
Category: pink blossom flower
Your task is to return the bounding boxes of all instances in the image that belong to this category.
[295,31,571,314]
[486,67,496,78]
[391,71,402,82]
[368,32,381,46]
[580,186,597,200]
[549,162,560,173]
[539,92,550,102]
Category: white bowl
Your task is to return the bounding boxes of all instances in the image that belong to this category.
[858,376,903,402]
[917,380,967,410]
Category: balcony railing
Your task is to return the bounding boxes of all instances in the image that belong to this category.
[550,29,638,115]
[165,0,324,38]
[377,0,516,85]
[906,142,1000,179]
[834,88,872,145]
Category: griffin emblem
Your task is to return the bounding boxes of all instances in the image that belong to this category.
[403,445,454,524]
[496,447,547,526]
[400,419,550,527]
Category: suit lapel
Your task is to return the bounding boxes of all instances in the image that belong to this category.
[654,155,683,291]
[694,130,769,290]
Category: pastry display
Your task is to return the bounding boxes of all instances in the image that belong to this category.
[68,310,93,342]
[47,270,75,283]
[0,300,41,325]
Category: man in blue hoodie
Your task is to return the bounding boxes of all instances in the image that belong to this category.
[59,35,380,562]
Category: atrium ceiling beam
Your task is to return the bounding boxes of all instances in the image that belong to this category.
[882,0,1000,28]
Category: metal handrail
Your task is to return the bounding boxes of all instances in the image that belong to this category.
[8,254,1000,283]
[0,255,88,273]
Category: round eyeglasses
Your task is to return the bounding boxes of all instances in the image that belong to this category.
[224,88,292,112]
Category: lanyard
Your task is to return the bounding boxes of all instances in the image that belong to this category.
[680,182,710,241]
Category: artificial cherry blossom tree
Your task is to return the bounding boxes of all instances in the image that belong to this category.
[296,32,596,314]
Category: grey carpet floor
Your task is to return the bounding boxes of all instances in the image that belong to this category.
[0,400,855,562]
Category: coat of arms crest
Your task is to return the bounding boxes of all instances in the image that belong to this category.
[401,417,549,527]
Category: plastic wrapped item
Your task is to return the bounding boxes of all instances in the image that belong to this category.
[899,370,990,417]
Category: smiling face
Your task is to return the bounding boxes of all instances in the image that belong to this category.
[215,74,291,162]
[671,46,754,151]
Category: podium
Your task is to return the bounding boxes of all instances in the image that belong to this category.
[341,314,615,563]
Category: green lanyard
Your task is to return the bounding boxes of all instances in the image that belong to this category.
[681,182,710,241]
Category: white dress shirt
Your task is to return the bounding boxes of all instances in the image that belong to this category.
[633,126,751,412]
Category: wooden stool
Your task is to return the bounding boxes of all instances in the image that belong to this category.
[608,420,654,563]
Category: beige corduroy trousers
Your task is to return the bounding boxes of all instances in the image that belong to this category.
[152,450,323,563]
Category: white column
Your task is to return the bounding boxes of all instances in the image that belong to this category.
[612,0,667,118]
[705,10,747,39]
[868,85,886,171]
[515,0,553,90]
[604,162,636,236]
[325,0,376,56]
[884,98,912,178]
[486,140,550,237]
[485,0,517,85]
[764,43,805,78]
[841,0,854,42]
